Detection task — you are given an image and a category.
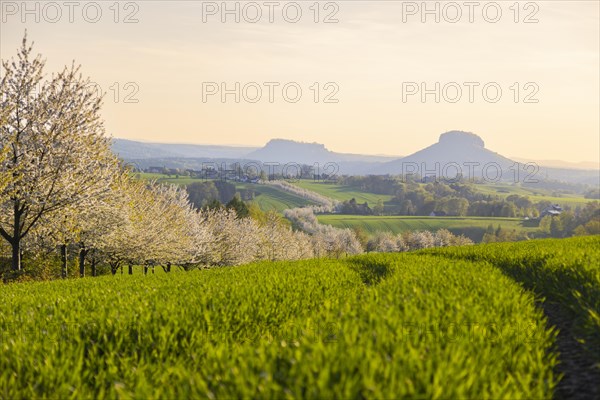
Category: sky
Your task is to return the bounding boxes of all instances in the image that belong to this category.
[1,1,599,163]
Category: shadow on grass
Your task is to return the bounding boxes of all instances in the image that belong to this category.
[347,258,393,286]
[494,257,600,399]
[429,249,600,399]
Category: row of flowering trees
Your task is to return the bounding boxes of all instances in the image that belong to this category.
[366,230,473,252]
[0,37,331,278]
[283,207,473,255]
[0,36,120,273]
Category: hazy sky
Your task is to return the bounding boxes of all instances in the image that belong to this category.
[1,1,599,162]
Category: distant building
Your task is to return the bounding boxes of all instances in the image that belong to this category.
[540,204,563,218]
[147,166,164,174]
[429,211,447,217]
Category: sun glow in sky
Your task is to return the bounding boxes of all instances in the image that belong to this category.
[1,1,598,162]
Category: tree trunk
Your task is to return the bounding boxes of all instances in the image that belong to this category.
[167,262,171,273]
[143,265,148,275]
[152,266,155,274]
[128,264,133,275]
[91,258,97,277]
[11,239,21,271]
[11,202,22,271]
[79,248,87,278]
[61,244,68,278]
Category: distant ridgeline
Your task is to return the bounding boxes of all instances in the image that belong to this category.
[112,132,599,185]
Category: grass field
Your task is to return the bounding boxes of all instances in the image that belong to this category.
[474,183,591,207]
[294,180,590,205]
[137,174,315,212]
[7,237,600,398]
[3,237,599,398]
[425,237,600,362]
[294,180,592,220]
[237,183,318,212]
[318,215,537,241]
[424,236,600,398]
[293,180,395,205]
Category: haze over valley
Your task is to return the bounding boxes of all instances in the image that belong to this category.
[113,131,599,185]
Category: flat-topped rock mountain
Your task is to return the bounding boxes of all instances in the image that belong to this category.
[246,139,332,164]
[245,139,397,165]
[373,131,514,175]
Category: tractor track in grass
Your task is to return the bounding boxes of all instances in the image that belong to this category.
[542,301,600,400]
[421,238,600,400]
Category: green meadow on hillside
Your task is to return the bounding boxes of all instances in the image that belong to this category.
[237,183,318,212]
[318,215,537,241]
[137,173,316,212]
[473,183,591,207]
[294,180,589,206]
[138,174,591,213]
[293,180,396,205]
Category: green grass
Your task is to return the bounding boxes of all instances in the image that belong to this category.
[294,180,395,206]
[318,215,537,241]
[238,183,318,212]
[475,183,590,207]
[137,172,168,180]
[295,180,591,209]
[424,236,600,365]
[136,174,314,212]
[5,237,587,398]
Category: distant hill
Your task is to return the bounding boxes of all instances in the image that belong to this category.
[373,131,599,184]
[246,139,333,164]
[112,139,257,160]
[512,157,600,171]
[113,138,399,174]
[246,139,397,165]
[374,131,513,174]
